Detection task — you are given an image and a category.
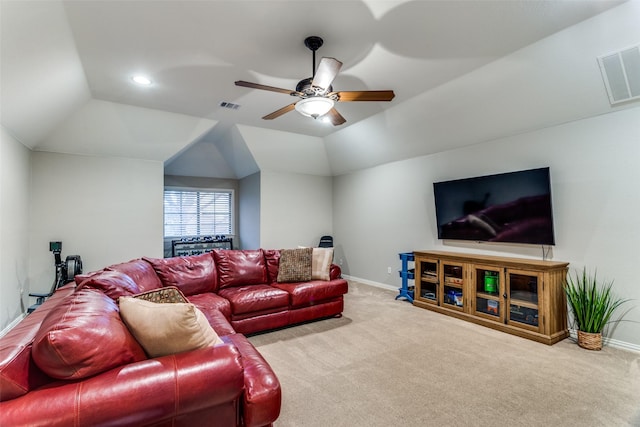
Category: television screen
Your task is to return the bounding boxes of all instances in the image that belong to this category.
[433,167,555,245]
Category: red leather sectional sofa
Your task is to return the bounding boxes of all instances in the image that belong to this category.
[0,249,348,426]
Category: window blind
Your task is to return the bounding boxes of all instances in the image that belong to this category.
[163,190,232,237]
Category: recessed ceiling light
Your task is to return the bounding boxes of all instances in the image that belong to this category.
[132,75,152,85]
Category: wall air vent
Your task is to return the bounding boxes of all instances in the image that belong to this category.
[220,101,240,110]
[597,44,640,105]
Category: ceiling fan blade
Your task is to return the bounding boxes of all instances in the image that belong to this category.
[326,108,346,126]
[311,57,343,91]
[262,103,297,120]
[334,90,395,102]
[235,80,301,96]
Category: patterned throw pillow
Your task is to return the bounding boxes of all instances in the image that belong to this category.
[133,286,187,304]
[277,248,313,283]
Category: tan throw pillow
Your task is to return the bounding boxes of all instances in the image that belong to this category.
[277,248,313,283]
[311,248,333,281]
[118,297,223,358]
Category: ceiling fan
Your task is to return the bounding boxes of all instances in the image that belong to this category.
[235,36,395,126]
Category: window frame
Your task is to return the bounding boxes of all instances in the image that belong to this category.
[163,186,235,239]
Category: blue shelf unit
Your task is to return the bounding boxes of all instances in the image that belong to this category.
[396,252,415,303]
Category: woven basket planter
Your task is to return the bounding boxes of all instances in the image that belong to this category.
[577,330,603,351]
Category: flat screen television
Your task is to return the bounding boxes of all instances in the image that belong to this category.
[433,167,555,245]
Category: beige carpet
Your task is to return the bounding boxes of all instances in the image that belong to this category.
[248,281,640,427]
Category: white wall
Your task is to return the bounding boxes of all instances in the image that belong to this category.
[29,152,164,292]
[260,171,333,249]
[238,125,331,176]
[334,106,640,347]
[0,128,31,331]
[239,172,261,249]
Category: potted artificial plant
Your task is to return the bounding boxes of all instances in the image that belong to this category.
[564,268,629,350]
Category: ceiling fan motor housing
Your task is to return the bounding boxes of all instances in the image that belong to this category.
[295,77,333,97]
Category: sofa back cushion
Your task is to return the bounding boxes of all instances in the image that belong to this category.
[106,259,163,292]
[143,254,218,295]
[264,249,281,284]
[75,270,141,300]
[32,288,147,380]
[213,249,267,289]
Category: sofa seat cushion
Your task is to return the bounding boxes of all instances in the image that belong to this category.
[75,270,141,300]
[218,285,289,316]
[214,249,267,289]
[202,308,236,337]
[32,289,147,380]
[107,259,163,292]
[272,280,349,308]
[144,253,217,295]
[187,292,232,320]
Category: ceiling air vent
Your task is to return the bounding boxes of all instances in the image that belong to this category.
[597,44,640,105]
[220,101,240,110]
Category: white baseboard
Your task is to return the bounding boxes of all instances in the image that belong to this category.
[344,275,640,354]
[342,275,397,292]
[0,313,26,338]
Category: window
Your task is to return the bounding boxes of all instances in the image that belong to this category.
[163,189,232,238]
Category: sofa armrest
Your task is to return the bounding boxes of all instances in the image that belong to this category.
[330,264,342,280]
[0,343,245,427]
[227,334,281,427]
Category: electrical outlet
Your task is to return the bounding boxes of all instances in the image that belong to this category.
[387,266,392,274]
[339,258,344,266]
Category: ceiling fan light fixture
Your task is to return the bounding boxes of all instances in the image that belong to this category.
[295,97,334,119]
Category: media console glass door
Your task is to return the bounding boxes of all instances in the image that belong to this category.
[418,258,439,303]
[442,262,465,310]
[506,269,541,331]
[472,265,503,321]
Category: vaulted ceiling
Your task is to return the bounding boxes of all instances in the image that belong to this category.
[0,0,629,178]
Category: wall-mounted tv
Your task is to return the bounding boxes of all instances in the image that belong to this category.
[433,167,555,245]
